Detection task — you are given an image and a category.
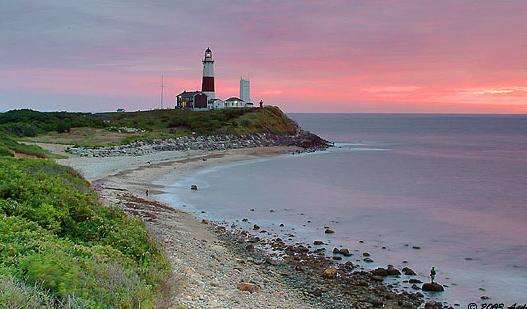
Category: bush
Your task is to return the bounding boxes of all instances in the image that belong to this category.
[0,109,105,137]
[56,120,71,133]
[0,157,170,307]
[0,145,13,157]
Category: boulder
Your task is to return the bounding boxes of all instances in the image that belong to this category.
[422,282,444,292]
[371,268,389,277]
[237,282,260,293]
[325,228,335,234]
[339,248,352,256]
[424,301,443,309]
[190,184,198,190]
[313,240,324,245]
[402,267,417,276]
[253,224,260,230]
[323,267,338,279]
[386,265,401,276]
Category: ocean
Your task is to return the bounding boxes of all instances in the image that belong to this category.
[157,114,527,305]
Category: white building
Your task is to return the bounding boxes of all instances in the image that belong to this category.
[225,97,245,108]
[240,77,251,104]
[208,98,225,110]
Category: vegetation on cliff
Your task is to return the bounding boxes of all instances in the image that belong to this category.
[2,107,299,147]
[0,109,104,137]
[0,142,170,307]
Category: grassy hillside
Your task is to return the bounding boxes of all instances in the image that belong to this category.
[102,106,298,135]
[2,107,299,147]
[0,133,50,158]
[0,142,170,307]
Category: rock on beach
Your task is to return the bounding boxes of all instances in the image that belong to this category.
[422,282,444,292]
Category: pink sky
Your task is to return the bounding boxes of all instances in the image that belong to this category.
[1,1,526,113]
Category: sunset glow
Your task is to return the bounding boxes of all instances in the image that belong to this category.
[1,1,526,113]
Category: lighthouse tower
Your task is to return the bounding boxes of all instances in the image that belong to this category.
[240,77,251,103]
[201,48,215,100]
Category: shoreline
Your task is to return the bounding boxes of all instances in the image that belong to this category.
[55,146,429,308]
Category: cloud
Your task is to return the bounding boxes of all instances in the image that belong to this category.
[464,87,527,96]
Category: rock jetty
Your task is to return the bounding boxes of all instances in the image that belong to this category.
[67,131,330,157]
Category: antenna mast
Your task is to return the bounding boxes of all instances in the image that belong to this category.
[160,74,165,109]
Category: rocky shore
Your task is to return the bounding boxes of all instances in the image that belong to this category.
[210,222,428,309]
[67,131,330,157]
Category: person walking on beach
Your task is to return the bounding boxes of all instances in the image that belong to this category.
[430,266,436,283]
[145,188,149,197]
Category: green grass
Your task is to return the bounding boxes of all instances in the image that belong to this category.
[0,133,50,158]
[23,127,144,148]
[100,106,297,136]
[0,143,171,307]
[232,106,298,135]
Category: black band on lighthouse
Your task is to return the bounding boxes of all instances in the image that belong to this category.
[202,76,215,92]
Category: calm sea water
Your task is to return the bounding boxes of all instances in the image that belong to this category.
[157,114,527,305]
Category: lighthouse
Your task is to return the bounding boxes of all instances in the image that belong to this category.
[201,48,215,100]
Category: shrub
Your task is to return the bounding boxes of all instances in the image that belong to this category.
[56,121,71,133]
[0,156,170,307]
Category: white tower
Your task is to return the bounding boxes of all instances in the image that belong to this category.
[202,48,215,100]
[240,77,250,103]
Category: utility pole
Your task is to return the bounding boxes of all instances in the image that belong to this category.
[160,74,165,109]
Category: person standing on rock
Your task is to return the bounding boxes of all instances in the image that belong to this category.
[430,266,436,283]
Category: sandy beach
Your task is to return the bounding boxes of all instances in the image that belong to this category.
[58,146,325,308]
[45,144,426,309]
